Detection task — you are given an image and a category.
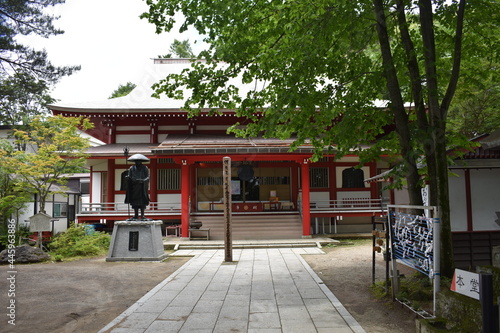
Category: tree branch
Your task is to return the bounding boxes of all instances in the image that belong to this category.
[440,0,466,118]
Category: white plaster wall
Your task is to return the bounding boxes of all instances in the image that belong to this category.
[113,194,128,211]
[310,192,330,208]
[92,162,108,172]
[15,203,35,229]
[393,188,410,205]
[116,134,149,143]
[470,169,500,231]
[52,218,68,235]
[336,191,370,200]
[158,194,182,210]
[91,172,102,203]
[48,199,75,233]
[449,170,468,231]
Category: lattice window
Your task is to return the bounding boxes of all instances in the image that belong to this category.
[158,169,180,190]
[197,177,223,186]
[310,167,329,188]
[259,176,290,185]
[158,158,175,164]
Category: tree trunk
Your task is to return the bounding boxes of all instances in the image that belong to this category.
[373,0,423,208]
[418,0,466,278]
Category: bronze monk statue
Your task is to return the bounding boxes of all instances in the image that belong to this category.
[124,154,150,220]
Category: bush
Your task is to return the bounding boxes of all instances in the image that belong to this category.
[0,225,31,251]
[49,223,110,258]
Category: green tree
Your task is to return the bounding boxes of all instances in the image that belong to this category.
[0,139,31,230]
[448,85,500,138]
[109,82,137,99]
[0,115,93,214]
[1,0,80,127]
[160,39,195,58]
[0,0,79,82]
[0,72,55,126]
[447,45,500,138]
[142,0,500,277]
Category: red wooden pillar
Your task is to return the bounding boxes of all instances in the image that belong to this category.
[301,159,311,237]
[291,164,299,209]
[149,159,158,207]
[181,160,190,237]
[106,159,115,206]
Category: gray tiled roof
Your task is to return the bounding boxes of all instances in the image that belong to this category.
[152,134,313,155]
[86,143,154,157]
[85,135,316,157]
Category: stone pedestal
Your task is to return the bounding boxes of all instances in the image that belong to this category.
[106,220,168,262]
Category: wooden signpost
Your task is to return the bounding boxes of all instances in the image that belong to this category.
[223,156,233,262]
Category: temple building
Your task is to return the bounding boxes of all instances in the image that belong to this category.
[49,59,393,240]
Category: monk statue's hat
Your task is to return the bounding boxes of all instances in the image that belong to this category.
[128,154,150,162]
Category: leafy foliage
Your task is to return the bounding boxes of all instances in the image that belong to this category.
[448,84,500,138]
[0,71,55,126]
[1,0,80,127]
[109,81,137,99]
[0,115,93,213]
[141,0,500,277]
[0,139,32,227]
[160,39,195,58]
[0,225,31,251]
[140,0,498,160]
[49,223,110,258]
[0,0,79,82]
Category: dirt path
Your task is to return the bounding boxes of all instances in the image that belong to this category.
[1,241,418,333]
[303,240,417,333]
[0,256,189,333]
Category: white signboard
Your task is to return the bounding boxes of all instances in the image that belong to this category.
[450,268,480,300]
[29,213,52,232]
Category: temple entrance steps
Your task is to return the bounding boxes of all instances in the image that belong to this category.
[189,213,303,240]
[173,240,322,250]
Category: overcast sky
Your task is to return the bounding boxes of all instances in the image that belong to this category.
[23,0,203,104]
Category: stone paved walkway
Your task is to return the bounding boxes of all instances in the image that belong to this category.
[99,248,365,333]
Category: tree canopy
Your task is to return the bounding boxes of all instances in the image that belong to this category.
[142,0,500,277]
[0,115,93,214]
[160,39,195,58]
[1,0,80,127]
[0,71,55,126]
[0,0,79,82]
[109,81,137,99]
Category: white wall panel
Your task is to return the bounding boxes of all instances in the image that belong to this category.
[449,170,468,231]
[470,169,500,231]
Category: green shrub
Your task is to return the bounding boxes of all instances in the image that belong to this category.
[0,225,31,250]
[49,223,110,258]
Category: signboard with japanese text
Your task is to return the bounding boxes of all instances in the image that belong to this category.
[450,268,480,300]
[389,210,437,277]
